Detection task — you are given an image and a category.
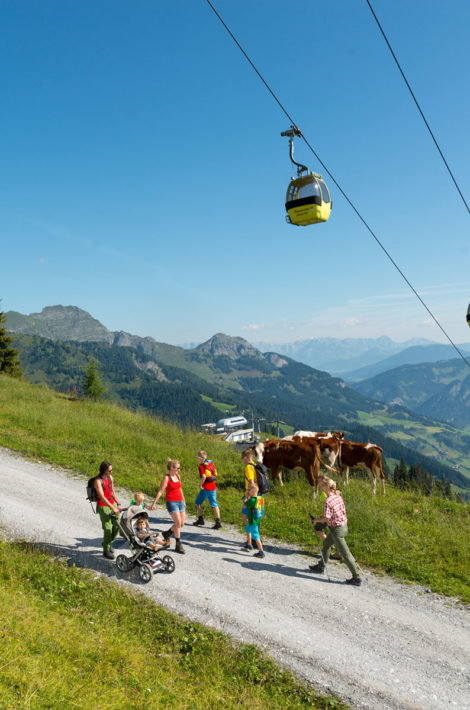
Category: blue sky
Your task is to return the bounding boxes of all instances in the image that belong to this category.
[1,0,469,345]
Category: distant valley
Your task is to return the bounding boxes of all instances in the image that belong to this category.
[352,358,470,431]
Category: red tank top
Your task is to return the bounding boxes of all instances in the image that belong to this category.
[165,473,183,502]
[97,475,115,507]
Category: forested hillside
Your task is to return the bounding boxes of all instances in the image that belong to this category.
[352,358,470,430]
[11,331,470,494]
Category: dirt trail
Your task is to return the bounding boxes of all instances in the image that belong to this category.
[0,448,469,710]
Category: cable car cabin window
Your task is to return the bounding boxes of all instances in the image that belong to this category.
[287,184,299,201]
[318,180,331,203]
[298,182,321,200]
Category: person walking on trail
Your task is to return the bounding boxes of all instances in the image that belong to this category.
[314,483,342,562]
[94,461,122,560]
[309,475,361,586]
[241,449,258,550]
[150,459,186,554]
[243,480,265,558]
[193,450,222,530]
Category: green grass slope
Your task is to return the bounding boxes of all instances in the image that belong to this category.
[0,540,345,710]
[1,375,469,603]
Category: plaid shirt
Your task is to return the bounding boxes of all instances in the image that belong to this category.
[323,493,348,528]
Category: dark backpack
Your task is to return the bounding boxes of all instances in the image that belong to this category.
[86,475,100,511]
[254,463,270,494]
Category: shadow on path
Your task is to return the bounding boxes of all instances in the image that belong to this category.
[25,537,161,587]
[222,555,344,585]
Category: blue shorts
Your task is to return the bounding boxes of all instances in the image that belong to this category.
[166,500,186,514]
[245,523,260,541]
[195,488,218,508]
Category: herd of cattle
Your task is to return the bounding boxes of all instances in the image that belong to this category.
[250,431,385,496]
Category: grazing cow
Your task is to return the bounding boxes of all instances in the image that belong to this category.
[294,434,342,471]
[252,438,323,496]
[284,431,344,471]
[337,441,385,495]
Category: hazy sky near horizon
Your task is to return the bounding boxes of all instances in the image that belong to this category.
[2,0,469,345]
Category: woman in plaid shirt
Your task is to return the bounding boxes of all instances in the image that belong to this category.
[309,475,361,586]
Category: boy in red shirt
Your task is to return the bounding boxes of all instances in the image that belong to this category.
[193,450,222,529]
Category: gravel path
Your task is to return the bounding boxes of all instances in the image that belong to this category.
[0,448,469,710]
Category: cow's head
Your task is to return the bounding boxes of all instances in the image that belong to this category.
[253,441,265,463]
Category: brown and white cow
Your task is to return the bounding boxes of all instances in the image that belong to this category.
[251,438,323,496]
[337,440,385,495]
[284,431,344,471]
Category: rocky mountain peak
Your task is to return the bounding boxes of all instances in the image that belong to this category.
[195,333,264,360]
[6,305,114,343]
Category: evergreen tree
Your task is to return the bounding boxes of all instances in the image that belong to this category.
[0,309,22,377]
[393,457,410,489]
[82,356,106,400]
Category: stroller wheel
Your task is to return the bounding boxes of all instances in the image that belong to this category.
[162,554,175,573]
[139,563,153,584]
[116,554,130,573]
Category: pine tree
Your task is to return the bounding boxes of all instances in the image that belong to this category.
[0,310,22,377]
[82,356,106,400]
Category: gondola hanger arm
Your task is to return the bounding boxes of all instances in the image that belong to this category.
[281,125,308,175]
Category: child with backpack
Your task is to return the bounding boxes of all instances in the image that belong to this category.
[241,449,266,552]
[193,451,222,530]
[243,480,265,558]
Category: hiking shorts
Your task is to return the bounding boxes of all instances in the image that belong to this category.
[166,500,186,514]
[245,523,260,541]
[195,489,218,508]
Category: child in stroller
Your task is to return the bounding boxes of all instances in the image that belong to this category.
[116,505,175,583]
[135,516,170,550]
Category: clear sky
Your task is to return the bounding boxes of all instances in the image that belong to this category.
[1,0,469,345]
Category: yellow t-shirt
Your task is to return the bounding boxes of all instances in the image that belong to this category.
[244,462,256,491]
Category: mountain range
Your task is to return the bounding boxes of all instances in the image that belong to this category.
[343,344,470,382]
[251,336,437,374]
[6,305,470,492]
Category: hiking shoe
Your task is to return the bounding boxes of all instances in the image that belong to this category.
[160,540,171,548]
[103,550,115,560]
[345,577,361,586]
[212,519,222,530]
[162,529,173,541]
[308,563,324,573]
[175,540,185,555]
[243,543,253,551]
[330,551,342,561]
[193,516,205,526]
[253,551,265,558]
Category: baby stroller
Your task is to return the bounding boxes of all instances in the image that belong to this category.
[116,506,175,583]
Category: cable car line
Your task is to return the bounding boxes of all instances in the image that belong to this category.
[204,0,470,371]
[365,0,470,216]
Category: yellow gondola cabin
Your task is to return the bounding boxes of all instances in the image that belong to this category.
[285,172,332,226]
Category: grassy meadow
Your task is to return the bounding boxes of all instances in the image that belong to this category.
[0,374,469,606]
[0,539,346,710]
